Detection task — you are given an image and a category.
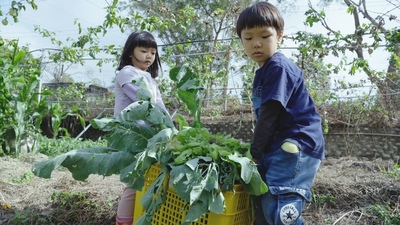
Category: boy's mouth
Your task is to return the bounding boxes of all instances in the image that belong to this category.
[253,51,262,57]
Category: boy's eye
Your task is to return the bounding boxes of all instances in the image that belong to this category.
[262,35,271,39]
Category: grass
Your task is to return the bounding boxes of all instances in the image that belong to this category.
[370,204,400,225]
[11,191,116,225]
[37,135,107,157]
[379,160,400,178]
[8,135,116,225]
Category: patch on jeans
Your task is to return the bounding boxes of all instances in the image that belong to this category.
[280,203,299,225]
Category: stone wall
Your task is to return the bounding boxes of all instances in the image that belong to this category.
[202,121,400,161]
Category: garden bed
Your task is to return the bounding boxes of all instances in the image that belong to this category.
[0,155,399,225]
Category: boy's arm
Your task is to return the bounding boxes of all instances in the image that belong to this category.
[251,100,282,161]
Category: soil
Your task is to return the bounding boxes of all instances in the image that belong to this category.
[0,154,399,225]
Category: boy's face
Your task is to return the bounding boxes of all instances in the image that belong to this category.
[240,26,283,67]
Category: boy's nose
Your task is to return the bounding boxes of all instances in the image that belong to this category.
[253,41,261,48]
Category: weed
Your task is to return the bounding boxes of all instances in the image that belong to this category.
[49,191,114,224]
[10,171,35,184]
[38,135,107,157]
[370,203,400,225]
[379,161,400,178]
[12,210,31,224]
[12,209,49,225]
[311,192,336,207]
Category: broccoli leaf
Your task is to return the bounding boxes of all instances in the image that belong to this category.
[32,147,134,181]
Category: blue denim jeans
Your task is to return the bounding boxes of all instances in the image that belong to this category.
[255,147,321,225]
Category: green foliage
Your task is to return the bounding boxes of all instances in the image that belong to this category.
[0,0,38,26]
[11,190,114,225]
[169,66,203,128]
[44,84,88,137]
[38,135,107,157]
[0,40,47,157]
[379,161,400,178]
[0,40,85,156]
[311,192,336,207]
[9,171,35,184]
[49,191,114,224]
[122,0,253,108]
[371,204,400,225]
[298,2,400,124]
[12,209,49,225]
[32,67,267,225]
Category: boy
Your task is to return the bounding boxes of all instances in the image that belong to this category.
[236,2,325,225]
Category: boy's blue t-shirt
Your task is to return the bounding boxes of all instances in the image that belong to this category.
[252,52,325,160]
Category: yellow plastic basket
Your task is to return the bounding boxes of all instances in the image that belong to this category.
[133,164,253,225]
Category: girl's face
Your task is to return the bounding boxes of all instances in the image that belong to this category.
[131,47,157,71]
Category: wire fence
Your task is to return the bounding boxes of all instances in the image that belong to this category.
[60,84,400,131]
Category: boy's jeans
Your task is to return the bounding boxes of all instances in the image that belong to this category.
[255,146,321,225]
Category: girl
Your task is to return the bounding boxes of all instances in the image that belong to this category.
[114,31,168,225]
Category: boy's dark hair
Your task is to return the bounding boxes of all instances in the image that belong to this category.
[118,31,162,78]
[236,2,284,38]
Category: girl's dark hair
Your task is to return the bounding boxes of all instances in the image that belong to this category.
[117,31,161,78]
[236,2,284,38]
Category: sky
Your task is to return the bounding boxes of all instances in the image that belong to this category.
[0,0,397,94]
[1,0,127,88]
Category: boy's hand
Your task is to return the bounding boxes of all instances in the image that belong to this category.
[253,158,259,164]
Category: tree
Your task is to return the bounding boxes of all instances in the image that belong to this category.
[44,63,75,83]
[277,0,400,124]
[0,0,37,26]
[119,0,255,110]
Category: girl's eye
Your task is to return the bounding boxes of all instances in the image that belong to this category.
[244,37,252,40]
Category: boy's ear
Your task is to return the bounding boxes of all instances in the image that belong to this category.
[277,31,284,43]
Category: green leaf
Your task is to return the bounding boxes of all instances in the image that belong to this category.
[228,153,268,196]
[184,200,208,223]
[228,153,253,183]
[146,128,176,148]
[104,122,155,153]
[32,147,135,181]
[12,50,26,65]
[169,66,203,128]
[175,113,190,130]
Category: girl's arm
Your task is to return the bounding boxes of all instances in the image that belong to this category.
[122,83,140,102]
[155,88,170,116]
[123,82,170,116]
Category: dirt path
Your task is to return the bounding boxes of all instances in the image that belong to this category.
[1,154,399,225]
[0,154,124,224]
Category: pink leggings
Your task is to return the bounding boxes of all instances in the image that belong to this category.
[116,187,136,224]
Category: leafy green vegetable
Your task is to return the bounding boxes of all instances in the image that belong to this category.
[32,66,267,225]
[169,66,203,128]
